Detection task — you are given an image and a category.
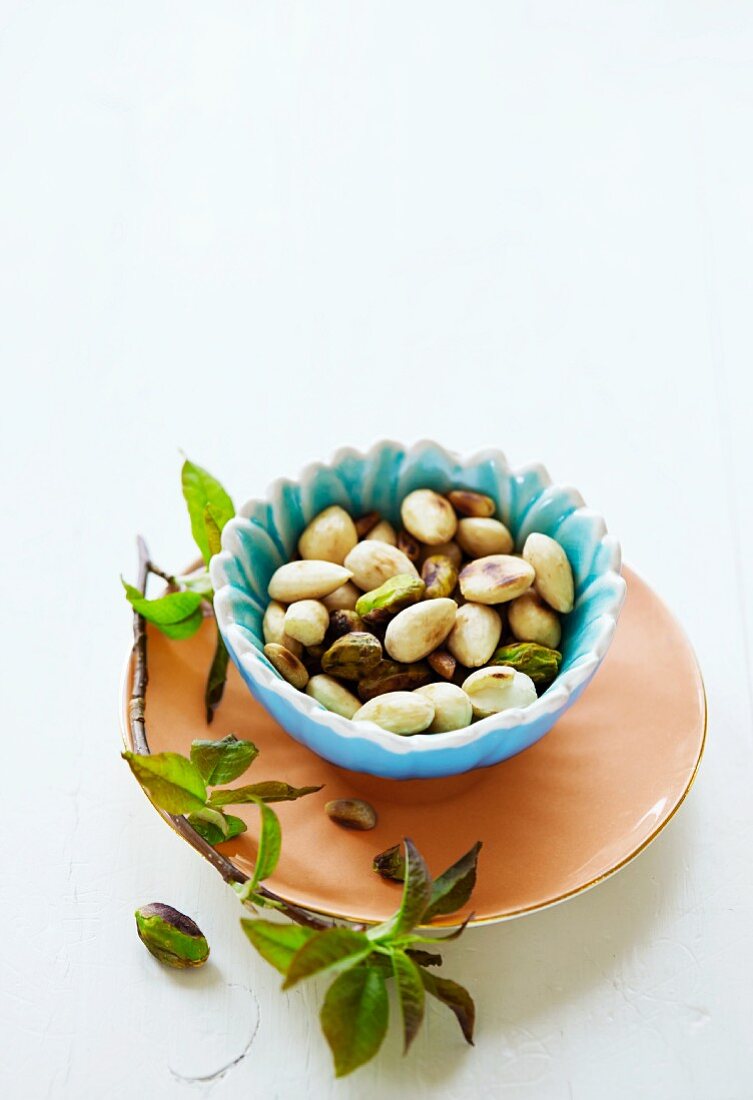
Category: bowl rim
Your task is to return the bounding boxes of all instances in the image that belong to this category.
[211,439,627,758]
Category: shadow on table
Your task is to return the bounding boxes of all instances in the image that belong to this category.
[375,801,699,1091]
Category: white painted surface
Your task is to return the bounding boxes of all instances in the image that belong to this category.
[2,2,752,1096]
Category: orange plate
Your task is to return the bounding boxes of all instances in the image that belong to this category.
[121,567,706,926]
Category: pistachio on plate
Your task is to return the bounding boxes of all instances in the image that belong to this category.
[325,798,378,830]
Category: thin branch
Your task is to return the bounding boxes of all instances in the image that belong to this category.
[127,536,337,931]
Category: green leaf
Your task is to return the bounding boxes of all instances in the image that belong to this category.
[178,568,214,597]
[190,734,258,786]
[204,630,230,724]
[122,751,207,813]
[204,504,223,558]
[369,838,433,940]
[320,966,389,1077]
[419,969,476,1046]
[122,580,204,639]
[240,919,316,975]
[423,842,482,922]
[283,928,373,989]
[406,948,442,968]
[181,458,234,564]
[207,781,322,808]
[187,808,247,846]
[392,950,425,1053]
[248,799,282,892]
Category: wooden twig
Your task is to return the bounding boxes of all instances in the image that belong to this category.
[127,536,336,931]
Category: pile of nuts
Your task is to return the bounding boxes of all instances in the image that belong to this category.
[261,489,575,736]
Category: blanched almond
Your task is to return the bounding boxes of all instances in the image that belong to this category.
[364,520,397,545]
[283,599,330,646]
[306,674,361,719]
[384,598,457,663]
[456,517,514,557]
[268,560,352,602]
[414,682,473,732]
[298,505,358,565]
[461,665,537,718]
[343,541,419,591]
[522,533,575,613]
[321,581,361,611]
[400,489,458,546]
[447,602,503,668]
[508,591,562,648]
[354,692,435,735]
[262,600,303,657]
[458,555,534,605]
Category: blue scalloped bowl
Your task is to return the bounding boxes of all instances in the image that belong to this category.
[211,441,626,780]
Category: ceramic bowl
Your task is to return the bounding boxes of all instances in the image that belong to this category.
[211,441,626,780]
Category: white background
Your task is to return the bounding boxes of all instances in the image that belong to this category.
[2,2,753,1097]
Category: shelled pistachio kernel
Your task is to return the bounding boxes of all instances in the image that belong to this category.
[328,608,364,640]
[354,511,381,537]
[262,599,303,657]
[355,573,425,624]
[357,659,431,702]
[508,590,562,649]
[283,599,329,646]
[458,554,535,605]
[325,798,378,830]
[263,643,309,690]
[447,602,503,668]
[447,489,496,518]
[491,642,562,690]
[397,528,421,563]
[298,505,358,565]
[522,532,575,613]
[427,647,456,680]
[343,541,419,591]
[414,682,473,732]
[401,489,458,546]
[384,598,457,664]
[321,581,361,612]
[456,517,514,558]
[306,674,361,718]
[462,665,537,718]
[421,554,458,599]
[135,903,209,969]
[364,519,397,545]
[354,691,435,735]
[321,631,382,681]
[268,560,353,602]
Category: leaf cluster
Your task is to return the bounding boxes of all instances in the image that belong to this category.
[242,838,481,1076]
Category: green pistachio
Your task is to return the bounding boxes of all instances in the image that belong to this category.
[357,659,431,702]
[135,903,209,969]
[355,573,426,625]
[491,642,562,690]
[421,554,458,599]
[321,631,383,681]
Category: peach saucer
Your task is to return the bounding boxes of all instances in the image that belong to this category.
[120,567,705,926]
